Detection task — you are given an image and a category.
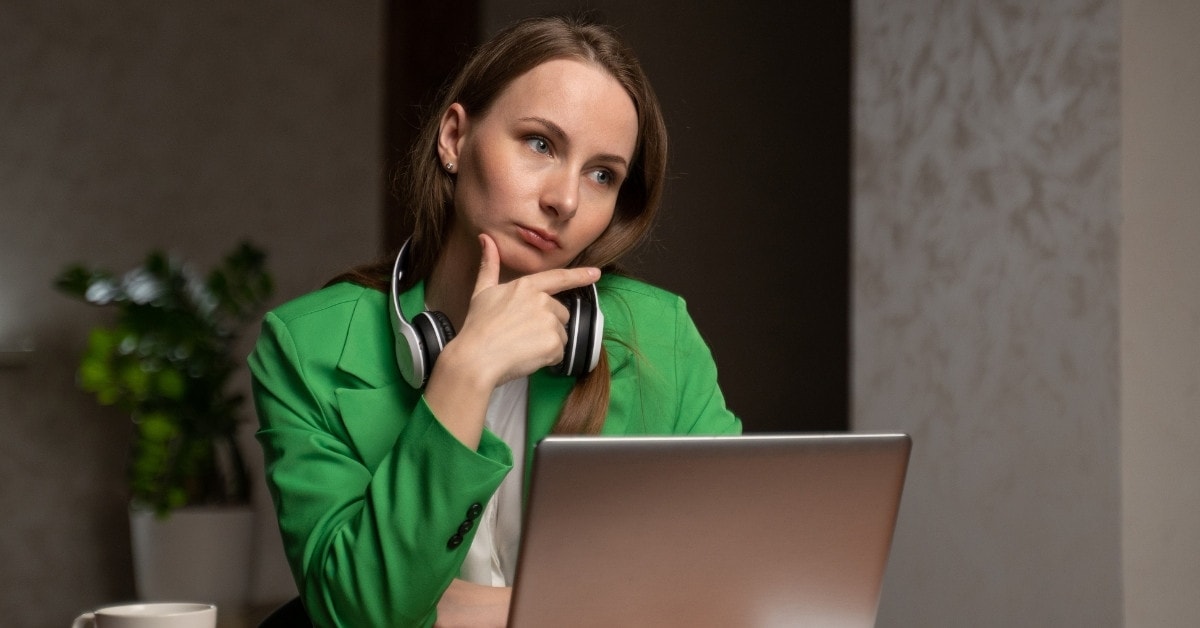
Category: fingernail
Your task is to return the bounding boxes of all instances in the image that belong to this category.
[586,267,601,280]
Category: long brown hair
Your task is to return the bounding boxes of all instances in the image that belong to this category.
[334,15,668,434]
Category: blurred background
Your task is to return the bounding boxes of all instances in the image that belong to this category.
[1,0,1196,626]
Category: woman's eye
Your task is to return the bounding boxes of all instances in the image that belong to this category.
[526,137,550,154]
[590,170,615,186]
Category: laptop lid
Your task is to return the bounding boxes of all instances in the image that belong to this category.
[507,433,912,628]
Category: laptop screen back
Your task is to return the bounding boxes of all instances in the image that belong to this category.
[507,433,911,628]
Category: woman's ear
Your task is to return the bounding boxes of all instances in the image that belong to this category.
[437,103,469,168]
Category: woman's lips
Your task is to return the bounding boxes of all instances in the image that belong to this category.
[517,226,560,251]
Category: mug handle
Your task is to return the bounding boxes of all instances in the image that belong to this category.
[71,611,96,628]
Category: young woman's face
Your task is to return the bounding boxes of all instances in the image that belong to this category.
[440,58,638,281]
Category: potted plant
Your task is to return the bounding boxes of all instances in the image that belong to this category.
[55,241,273,607]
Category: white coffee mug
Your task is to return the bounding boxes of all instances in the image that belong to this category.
[72,602,217,628]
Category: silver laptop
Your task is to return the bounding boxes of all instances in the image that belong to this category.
[507,433,912,628]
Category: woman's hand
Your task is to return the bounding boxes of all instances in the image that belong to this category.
[434,578,512,628]
[455,233,600,385]
[423,233,599,449]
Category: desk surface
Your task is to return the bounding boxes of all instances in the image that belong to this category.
[217,602,285,628]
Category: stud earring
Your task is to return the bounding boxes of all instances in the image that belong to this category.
[445,162,455,172]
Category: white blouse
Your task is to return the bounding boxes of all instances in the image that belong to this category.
[458,376,528,587]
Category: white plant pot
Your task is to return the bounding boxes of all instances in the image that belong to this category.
[129,505,255,609]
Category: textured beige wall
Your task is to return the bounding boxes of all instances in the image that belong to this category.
[1121,2,1200,626]
[854,1,1122,625]
[0,3,381,626]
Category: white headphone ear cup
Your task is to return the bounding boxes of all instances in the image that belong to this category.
[394,321,427,389]
[585,283,604,373]
[391,238,459,388]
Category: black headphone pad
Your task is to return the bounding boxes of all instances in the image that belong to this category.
[552,289,594,377]
[414,310,456,367]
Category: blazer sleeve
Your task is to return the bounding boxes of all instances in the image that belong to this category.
[600,278,742,437]
[670,297,742,435]
[249,310,511,628]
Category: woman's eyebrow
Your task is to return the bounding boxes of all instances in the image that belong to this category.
[520,116,630,169]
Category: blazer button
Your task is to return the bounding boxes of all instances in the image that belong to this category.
[467,503,483,519]
[458,520,474,535]
[447,534,463,549]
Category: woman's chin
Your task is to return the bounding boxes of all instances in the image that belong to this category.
[498,247,570,279]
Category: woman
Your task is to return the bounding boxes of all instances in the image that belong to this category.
[249,15,741,627]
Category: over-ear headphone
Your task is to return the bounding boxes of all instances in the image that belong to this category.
[390,238,604,388]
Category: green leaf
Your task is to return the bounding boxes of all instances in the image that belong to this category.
[77,359,111,393]
[138,412,177,442]
[85,327,119,356]
[155,368,186,400]
[166,487,188,511]
[118,363,151,402]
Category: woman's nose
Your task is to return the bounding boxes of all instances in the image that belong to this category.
[540,168,579,220]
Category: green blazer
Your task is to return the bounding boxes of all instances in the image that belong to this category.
[249,274,741,627]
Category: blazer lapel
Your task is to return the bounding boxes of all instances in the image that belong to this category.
[332,284,424,471]
[336,285,408,388]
